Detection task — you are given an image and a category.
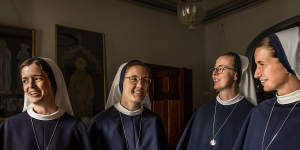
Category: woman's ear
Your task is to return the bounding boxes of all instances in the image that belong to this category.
[233,72,238,81]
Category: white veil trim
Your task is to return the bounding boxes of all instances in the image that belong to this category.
[22,57,74,118]
[239,55,257,105]
[105,62,151,110]
[275,26,300,80]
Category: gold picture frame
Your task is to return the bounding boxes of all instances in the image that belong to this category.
[55,25,107,121]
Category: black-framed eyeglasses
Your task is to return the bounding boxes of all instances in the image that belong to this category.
[209,66,235,74]
[124,76,151,85]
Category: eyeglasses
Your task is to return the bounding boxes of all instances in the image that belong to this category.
[209,66,235,74]
[124,76,151,86]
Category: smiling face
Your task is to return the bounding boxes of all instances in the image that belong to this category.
[121,65,150,105]
[254,47,290,92]
[21,63,54,105]
[212,55,238,92]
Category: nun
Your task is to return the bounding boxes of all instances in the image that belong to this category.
[176,52,257,150]
[0,57,91,150]
[88,60,168,150]
[233,27,300,150]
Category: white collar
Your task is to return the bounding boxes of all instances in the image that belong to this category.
[114,102,143,116]
[216,93,244,105]
[27,107,65,121]
[277,89,300,104]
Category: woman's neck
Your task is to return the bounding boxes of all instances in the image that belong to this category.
[120,99,141,111]
[33,97,58,115]
[218,88,238,100]
[277,75,300,96]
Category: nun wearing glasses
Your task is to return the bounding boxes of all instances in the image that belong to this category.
[88,60,168,150]
[0,57,91,150]
[233,27,300,150]
[176,52,257,150]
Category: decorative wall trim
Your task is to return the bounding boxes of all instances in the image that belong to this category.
[204,0,266,23]
[126,0,177,13]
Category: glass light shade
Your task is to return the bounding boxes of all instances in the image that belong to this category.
[177,1,203,29]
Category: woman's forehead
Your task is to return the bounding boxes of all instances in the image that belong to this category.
[254,47,274,60]
[21,63,45,76]
[215,55,235,67]
[126,65,149,76]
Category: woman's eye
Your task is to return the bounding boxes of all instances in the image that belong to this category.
[22,79,28,84]
[34,77,43,81]
[257,62,264,66]
[131,78,138,82]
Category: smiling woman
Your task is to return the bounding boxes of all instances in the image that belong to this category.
[254,38,292,95]
[20,59,57,113]
[88,60,169,150]
[0,57,91,150]
[233,27,300,150]
[176,52,256,150]
[121,63,151,111]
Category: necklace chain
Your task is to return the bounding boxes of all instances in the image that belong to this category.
[211,100,239,145]
[261,100,299,150]
[119,112,142,150]
[30,117,60,150]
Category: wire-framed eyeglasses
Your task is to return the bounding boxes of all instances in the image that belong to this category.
[209,66,235,74]
[124,76,151,86]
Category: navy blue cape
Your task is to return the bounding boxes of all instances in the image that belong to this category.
[0,112,91,150]
[88,106,169,150]
[176,98,253,150]
[233,97,300,150]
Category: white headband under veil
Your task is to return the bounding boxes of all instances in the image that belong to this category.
[105,62,152,110]
[239,55,257,105]
[22,57,74,115]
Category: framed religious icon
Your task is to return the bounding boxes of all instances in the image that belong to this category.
[55,25,106,122]
[0,24,35,121]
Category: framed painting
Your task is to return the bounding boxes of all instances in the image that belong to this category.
[55,25,106,121]
[0,24,35,121]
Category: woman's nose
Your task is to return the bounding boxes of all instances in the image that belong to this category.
[29,79,36,88]
[254,67,261,79]
[136,80,143,87]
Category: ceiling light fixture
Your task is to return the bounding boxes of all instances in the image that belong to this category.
[177,0,204,29]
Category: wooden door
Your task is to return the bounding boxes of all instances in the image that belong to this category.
[148,64,192,150]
